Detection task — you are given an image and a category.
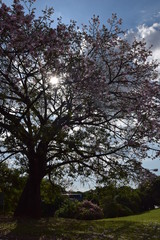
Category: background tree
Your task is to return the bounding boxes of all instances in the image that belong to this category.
[0,162,26,213]
[0,0,159,218]
[84,184,146,218]
[41,179,65,217]
[138,175,160,211]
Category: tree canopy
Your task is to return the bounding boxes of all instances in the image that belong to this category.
[0,0,159,218]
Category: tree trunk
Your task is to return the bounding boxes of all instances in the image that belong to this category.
[14,156,45,219]
[14,175,42,219]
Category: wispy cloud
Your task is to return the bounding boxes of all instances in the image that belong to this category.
[140,10,146,14]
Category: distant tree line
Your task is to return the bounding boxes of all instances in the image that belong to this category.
[83,180,160,218]
[0,163,160,219]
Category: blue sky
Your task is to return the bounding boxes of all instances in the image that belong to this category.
[26,0,160,32]
[4,0,160,29]
[3,0,160,190]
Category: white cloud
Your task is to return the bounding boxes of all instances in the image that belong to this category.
[137,23,160,49]
[126,22,160,63]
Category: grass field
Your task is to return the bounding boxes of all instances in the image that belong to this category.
[0,209,160,239]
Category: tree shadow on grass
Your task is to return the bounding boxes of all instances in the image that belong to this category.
[3,217,79,240]
[2,218,56,240]
[2,217,160,240]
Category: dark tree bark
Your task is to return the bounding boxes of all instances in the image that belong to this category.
[14,178,41,218]
[14,157,45,219]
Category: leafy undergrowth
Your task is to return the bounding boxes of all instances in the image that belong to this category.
[0,209,160,239]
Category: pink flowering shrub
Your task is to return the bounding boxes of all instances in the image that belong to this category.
[77,200,104,220]
[55,199,104,220]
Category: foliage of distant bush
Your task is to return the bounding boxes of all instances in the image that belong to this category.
[84,184,144,218]
[101,201,133,218]
[0,163,26,213]
[41,180,65,217]
[55,199,104,220]
[55,198,80,218]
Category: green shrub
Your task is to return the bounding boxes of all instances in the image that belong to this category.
[102,202,133,218]
[55,199,80,218]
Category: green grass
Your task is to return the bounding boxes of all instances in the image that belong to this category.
[1,209,160,239]
[104,208,160,223]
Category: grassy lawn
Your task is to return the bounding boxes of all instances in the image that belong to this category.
[0,209,160,239]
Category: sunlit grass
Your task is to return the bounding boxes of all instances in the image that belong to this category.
[101,208,160,223]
